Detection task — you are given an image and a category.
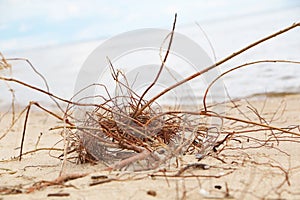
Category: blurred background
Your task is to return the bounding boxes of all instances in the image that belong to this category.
[0,0,300,108]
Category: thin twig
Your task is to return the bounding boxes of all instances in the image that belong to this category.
[137,22,300,116]
[133,13,177,118]
[203,60,300,111]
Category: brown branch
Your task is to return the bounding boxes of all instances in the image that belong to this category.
[204,111,300,137]
[132,13,177,118]
[154,110,300,136]
[203,60,300,111]
[26,173,88,193]
[19,103,31,161]
[136,22,300,115]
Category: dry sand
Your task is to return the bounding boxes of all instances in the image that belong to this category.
[0,94,300,200]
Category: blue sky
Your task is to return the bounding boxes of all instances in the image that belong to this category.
[0,0,299,52]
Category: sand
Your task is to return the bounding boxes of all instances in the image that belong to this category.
[0,94,300,200]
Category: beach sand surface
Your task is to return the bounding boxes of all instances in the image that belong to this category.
[0,94,300,200]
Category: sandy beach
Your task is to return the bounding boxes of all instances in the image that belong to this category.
[1,1,299,200]
[0,94,300,200]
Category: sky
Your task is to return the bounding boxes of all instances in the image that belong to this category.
[1,0,299,52]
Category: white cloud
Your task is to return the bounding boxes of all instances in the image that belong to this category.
[0,0,123,23]
[0,23,8,30]
[18,23,31,32]
[0,0,294,53]
[0,35,59,52]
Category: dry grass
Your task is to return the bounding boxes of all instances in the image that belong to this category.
[0,18,300,199]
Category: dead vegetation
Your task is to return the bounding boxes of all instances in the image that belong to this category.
[0,16,300,199]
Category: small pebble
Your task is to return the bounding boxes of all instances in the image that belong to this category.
[147,190,157,197]
[214,185,222,190]
[91,175,108,179]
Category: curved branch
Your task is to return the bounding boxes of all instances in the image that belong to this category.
[134,22,300,116]
[132,13,177,118]
[203,60,300,111]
